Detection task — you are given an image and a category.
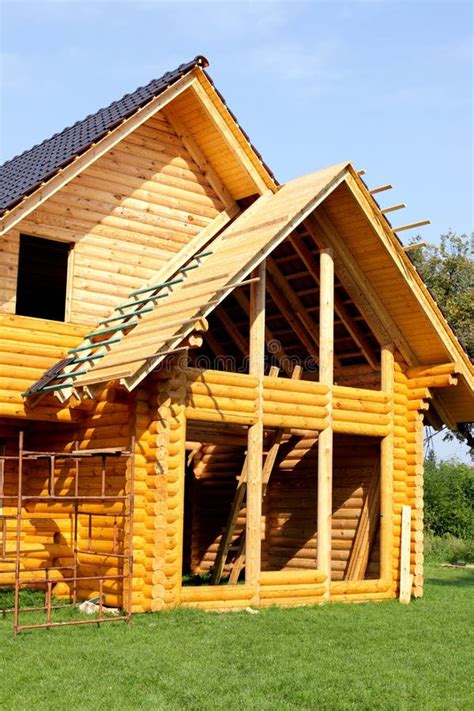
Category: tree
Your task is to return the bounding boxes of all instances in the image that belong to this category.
[409,231,473,357]
[409,231,474,449]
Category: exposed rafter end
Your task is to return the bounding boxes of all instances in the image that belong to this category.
[369,184,392,195]
[403,242,428,252]
[381,203,406,214]
[394,220,431,233]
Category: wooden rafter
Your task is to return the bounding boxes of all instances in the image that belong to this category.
[214,307,248,356]
[290,229,378,369]
[163,105,236,211]
[266,276,319,362]
[191,79,270,195]
[233,290,294,376]
[267,256,326,361]
[308,210,398,354]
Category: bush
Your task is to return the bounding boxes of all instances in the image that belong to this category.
[424,532,474,564]
[424,458,473,539]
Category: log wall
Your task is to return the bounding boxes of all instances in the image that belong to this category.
[1,358,431,610]
[0,386,134,609]
[0,111,224,325]
[0,314,86,420]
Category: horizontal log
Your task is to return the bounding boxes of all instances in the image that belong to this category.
[179,585,256,603]
[259,570,326,586]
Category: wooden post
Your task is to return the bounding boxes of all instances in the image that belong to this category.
[317,248,334,599]
[380,344,394,587]
[245,262,266,591]
[399,505,413,604]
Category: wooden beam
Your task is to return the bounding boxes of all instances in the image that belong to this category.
[403,242,427,252]
[191,79,270,195]
[267,256,326,360]
[265,276,318,362]
[233,289,295,376]
[393,220,431,233]
[369,184,392,195]
[291,229,378,369]
[381,203,406,214]
[245,262,266,590]
[163,105,237,210]
[345,461,380,581]
[346,170,472,373]
[310,209,415,365]
[399,505,412,604]
[380,343,394,587]
[214,307,248,356]
[0,72,199,236]
[317,248,334,599]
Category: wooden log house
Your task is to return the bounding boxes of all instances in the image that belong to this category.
[0,56,472,616]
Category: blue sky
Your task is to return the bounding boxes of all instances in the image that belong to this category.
[0,0,472,460]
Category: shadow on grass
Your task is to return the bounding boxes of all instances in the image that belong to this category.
[425,570,474,587]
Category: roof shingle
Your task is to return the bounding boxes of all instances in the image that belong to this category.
[0,56,208,214]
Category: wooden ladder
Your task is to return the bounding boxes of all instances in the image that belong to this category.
[211,365,302,584]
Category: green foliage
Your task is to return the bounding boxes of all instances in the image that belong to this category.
[424,532,474,564]
[424,458,474,539]
[409,231,474,357]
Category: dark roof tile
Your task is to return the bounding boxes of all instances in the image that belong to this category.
[0,56,208,214]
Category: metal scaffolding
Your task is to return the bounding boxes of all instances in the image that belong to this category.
[0,432,135,634]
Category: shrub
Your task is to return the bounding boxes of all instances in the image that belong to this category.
[424,458,474,539]
[424,532,474,564]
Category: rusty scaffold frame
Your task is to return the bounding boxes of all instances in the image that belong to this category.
[0,431,135,634]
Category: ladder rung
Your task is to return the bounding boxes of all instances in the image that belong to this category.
[85,321,139,339]
[130,276,183,298]
[68,336,122,354]
[53,370,88,379]
[69,353,106,364]
[99,305,154,325]
[114,292,169,311]
[26,382,74,394]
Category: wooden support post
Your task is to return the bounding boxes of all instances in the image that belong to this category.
[245,262,266,591]
[317,248,334,599]
[380,343,394,587]
[399,505,413,604]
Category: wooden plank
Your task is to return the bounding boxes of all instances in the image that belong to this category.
[245,262,266,591]
[399,505,412,604]
[345,461,380,581]
[72,164,349,394]
[380,344,394,586]
[191,80,270,195]
[47,209,238,403]
[317,248,334,600]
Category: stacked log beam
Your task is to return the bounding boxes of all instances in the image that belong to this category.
[392,356,426,598]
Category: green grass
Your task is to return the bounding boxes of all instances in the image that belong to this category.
[1,565,472,711]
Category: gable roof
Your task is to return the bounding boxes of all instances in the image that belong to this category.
[26,162,473,426]
[0,57,209,215]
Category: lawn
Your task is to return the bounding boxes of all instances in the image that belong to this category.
[1,565,472,711]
